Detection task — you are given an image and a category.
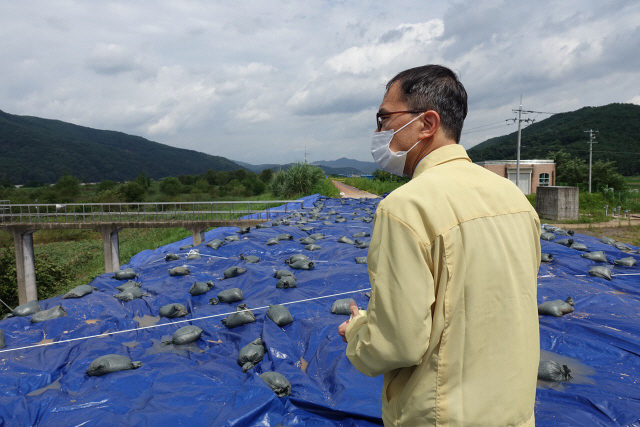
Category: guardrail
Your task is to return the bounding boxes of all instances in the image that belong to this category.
[0,200,304,225]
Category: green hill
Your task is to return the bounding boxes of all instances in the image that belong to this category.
[0,109,243,184]
[467,103,640,176]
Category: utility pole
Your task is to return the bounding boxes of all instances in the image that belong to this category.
[584,129,598,193]
[511,96,536,191]
[304,146,308,164]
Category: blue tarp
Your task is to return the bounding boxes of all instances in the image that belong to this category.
[0,195,639,426]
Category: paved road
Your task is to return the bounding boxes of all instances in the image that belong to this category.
[331,180,379,199]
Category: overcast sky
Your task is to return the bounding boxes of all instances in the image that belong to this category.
[1,1,639,165]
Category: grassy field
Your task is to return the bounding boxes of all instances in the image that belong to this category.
[344,177,404,195]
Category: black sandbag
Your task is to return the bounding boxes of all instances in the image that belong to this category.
[352,232,370,238]
[305,244,322,251]
[266,238,279,246]
[285,254,308,265]
[189,281,215,296]
[267,304,293,327]
[240,254,260,264]
[337,236,355,244]
[259,372,292,397]
[540,253,554,263]
[273,269,294,279]
[570,242,588,251]
[354,257,367,264]
[224,266,247,279]
[555,238,574,247]
[206,239,225,250]
[8,300,41,318]
[165,253,180,261]
[114,287,143,302]
[538,360,572,382]
[179,244,193,251]
[614,257,637,267]
[225,235,240,242]
[538,297,575,317]
[30,305,67,323]
[299,237,316,245]
[163,325,203,345]
[0,329,4,349]
[222,304,256,328]
[289,259,314,270]
[169,266,190,277]
[216,288,243,304]
[116,280,141,292]
[159,303,188,318]
[589,266,612,280]
[237,226,251,234]
[276,276,297,289]
[86,354,142,377]
[331,298,356,315]
[237,338,266,372]
[581,251,607,263]
[63,285,96,299]
[355,240,370,249]
[276,233,293,241]
[255,223,271,229]
[112,268,137,280]
[540,232,556,241]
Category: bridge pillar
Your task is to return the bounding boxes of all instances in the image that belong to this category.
[190,227,207,246]
[100,226,122,273]
[12,229,38,305]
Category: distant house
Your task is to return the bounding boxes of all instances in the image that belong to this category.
[475,160,556,195]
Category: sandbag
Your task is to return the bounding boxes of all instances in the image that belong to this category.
[189,281,215,296]
[289,259,314,270]
[538,297,575,317]
[31,305,67,323]
[613,241,633,252]
[540,232,556,241]
[212,288,243,305]
[63,285,95,299]
[225,235,240,242]
[285,254,308,265]
[570,242,588,251]
[114,287,143,302]
[555,238,574,247]
[169,266,190,276]
[600,236,615,245]
[540,253,554,263]
[299,237,316,245]
[305,244,322,251]
[165,253,180,261]
[327,210,338,215]
[267,304,293,327]
[163,325,203,345]
[0,329,4,349]
[276,233,293,241]
[222,304,256,328]
[614,257,637,267]
[309,233,325,240]
[159,303,188,318]
[331,298,356,315]
[179,244,193,251]
[276,276,297,289]
[255,223,270,229]
[266,238,279,246]
[352,232,370,238]
[237,226,251,234]
[335,218,347,223]
[237,338,266,372]
[8,300,41,318]
[538,360,572,382]
[274,270,294,279]
[224,266,246,279]
[589,266,612,280]
[259,372,292,397]
[581,251,607,263]
[355,240,370,249]
[86,354,142,377]
[337,236,355,244]
[299,226,314,232]
[112,268,137,280]
[354,257,367,264]
[240,254,260,264]
[116,280,141,292]
[186,252,201,260]
[206,239,225,250]
[323,221,332,226]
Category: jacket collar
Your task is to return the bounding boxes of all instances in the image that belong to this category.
[412,144,471,179]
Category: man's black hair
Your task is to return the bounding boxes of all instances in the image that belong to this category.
[386,65,468,143]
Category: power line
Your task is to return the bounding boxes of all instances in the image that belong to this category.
[461,123,514,135]
[462,120,512,132]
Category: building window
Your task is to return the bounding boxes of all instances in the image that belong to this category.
[539,173,550,186]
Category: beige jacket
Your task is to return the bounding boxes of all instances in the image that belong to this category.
[345,144,541,426]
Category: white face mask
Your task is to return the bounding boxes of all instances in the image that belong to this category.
[370,113,424,176]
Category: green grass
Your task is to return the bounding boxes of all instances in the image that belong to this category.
[344,177,404,195]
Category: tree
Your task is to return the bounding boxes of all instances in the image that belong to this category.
[548,151,588,186]
[54,172,80,202]
[259,169,274,183]
[135,172,151,190]
[591,160,626,192]
[97,180,117,193]
[159,177,183,196]
[118,182,146,202]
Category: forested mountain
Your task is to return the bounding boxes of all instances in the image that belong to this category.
[467,103,640,175]
[0,110,243,184]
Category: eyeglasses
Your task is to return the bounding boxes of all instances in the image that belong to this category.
[376,110,423,132]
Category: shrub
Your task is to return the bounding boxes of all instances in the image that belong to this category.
[159,177,183,196]
[269,163,325,198]
[117,181,146,202]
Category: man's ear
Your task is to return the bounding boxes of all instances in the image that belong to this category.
[419,110,440,140]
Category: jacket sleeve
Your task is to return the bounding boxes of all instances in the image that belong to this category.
[345,208,435,377]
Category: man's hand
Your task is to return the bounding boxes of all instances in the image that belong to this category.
[338,301,361,342]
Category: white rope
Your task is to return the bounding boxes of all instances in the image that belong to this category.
[0,287,371,355]
[540,273,640,278]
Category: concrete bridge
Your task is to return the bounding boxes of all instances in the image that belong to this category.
[0,200,303,305]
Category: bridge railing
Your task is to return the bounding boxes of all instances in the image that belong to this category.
[0,200,304,224]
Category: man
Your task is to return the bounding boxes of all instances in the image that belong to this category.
[338,65,541,426]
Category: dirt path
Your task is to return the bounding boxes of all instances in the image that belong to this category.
[331,180,379,199]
